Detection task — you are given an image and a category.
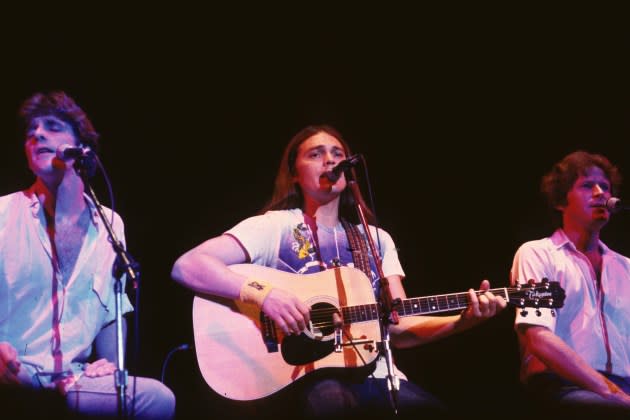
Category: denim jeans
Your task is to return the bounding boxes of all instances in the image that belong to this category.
[526,371,630,419]
[299,377,447,419]
[64,374,175,419]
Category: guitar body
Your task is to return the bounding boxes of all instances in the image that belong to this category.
[193,264,380,401]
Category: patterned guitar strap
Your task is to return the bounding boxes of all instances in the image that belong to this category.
[342,219,397,321]
[341,219,373,281]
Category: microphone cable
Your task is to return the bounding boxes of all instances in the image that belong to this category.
[160,344,193,385]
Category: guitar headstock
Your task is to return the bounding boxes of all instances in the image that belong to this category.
[508,278,566,316]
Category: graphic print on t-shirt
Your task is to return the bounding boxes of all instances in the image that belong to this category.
[278,221,380,296]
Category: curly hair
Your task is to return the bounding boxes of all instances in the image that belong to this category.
[541,150,622,226]
[19,91,100,150]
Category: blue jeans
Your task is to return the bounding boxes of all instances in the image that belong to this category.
[207,376,447,419]
[299,377,447,419]
[17,360,175,419]
[65,374,175,419]
[526,372,630,418]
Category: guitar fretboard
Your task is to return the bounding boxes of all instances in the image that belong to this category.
[341,288,510,323]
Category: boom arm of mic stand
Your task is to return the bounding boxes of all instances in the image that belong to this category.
[343,169,401,413]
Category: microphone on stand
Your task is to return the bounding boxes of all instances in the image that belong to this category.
[322,154,362,183]
[56,144,97,177]
[606,197,629,213]
[56,144,93,160]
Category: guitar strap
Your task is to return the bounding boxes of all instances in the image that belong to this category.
[341,219,373,280]
[339,219,380,379]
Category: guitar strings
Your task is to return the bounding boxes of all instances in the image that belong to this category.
[264,285,561,330]
[285,286,560,329]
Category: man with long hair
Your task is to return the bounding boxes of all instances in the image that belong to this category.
[172,124,506,418]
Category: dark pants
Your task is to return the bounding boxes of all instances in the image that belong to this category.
[525,372,630,419]
[205,375,447,420]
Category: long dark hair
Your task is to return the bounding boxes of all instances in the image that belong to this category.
[260,125,376,225]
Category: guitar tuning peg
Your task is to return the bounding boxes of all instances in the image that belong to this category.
[551,309,556,317]
[536,309,542,317]
[520,309,528,317]
[527,279,536,286]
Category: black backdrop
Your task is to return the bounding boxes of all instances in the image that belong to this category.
[2,7,629,418]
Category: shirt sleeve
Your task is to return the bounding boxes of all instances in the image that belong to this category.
[368,225,405,279]
[225,212,283,267]
[511,241,557,330]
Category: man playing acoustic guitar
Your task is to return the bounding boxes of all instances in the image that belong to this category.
[171,125,508,419]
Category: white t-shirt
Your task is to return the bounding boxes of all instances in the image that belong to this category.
[226,208,407,379]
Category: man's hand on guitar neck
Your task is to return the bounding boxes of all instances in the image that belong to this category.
[457,279,507,331]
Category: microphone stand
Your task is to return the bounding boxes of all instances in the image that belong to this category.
[76,155,140,419]
[343,167,401,414]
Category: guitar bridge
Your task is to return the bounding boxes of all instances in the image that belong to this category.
[335,335,375,352]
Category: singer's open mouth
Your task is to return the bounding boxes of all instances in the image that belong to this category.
[36,147,54,155]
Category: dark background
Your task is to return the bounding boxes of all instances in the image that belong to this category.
[2,6,629,418]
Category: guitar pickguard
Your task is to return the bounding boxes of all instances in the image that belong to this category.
[281,333,335,365]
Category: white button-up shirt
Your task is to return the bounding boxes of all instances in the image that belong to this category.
[0,186,133,386]
[512,229,630,381]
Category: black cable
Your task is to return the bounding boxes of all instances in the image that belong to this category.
[161,344,192,384]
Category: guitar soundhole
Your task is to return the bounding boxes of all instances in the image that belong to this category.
[309,302,340,338]
[281,302,339,366]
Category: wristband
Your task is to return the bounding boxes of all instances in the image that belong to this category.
[239,278,273,307]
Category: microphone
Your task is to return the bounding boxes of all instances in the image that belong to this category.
[56,144,93,160]
[322,154,361,183]
[606,197,625,212]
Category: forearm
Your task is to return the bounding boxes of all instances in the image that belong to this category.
[171,235,249,299]
[389,314,462,348]
[522,326,624,398]
[172,252,245,299]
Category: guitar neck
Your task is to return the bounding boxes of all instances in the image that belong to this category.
[341,288,509,323]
